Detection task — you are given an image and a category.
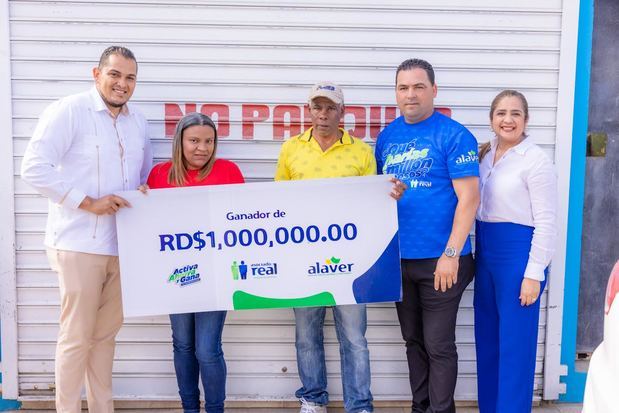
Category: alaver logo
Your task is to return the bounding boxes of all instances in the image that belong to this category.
[455,150,479,165]
[308,256,354,276]
[168,264,201,287]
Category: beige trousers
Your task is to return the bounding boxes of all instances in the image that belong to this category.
[47,248,123,413]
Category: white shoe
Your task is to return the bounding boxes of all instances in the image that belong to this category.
[299,397,327,413]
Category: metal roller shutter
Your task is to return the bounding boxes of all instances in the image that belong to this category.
[6,0,565,403]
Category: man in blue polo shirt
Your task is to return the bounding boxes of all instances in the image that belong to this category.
[376,59,480,413]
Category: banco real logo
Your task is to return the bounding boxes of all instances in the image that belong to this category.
[232,260,278,280]
[168,264,201,287]
[409,179,432,189]
[308,256,354,276]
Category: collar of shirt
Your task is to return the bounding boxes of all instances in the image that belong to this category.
[490,136,535,159]
[89,87,131,117]
[299,127,355,152]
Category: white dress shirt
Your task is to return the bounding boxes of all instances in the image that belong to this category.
[21,87,153,255]
[476,138,557,281]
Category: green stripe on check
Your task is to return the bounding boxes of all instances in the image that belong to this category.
[232,291,337,310]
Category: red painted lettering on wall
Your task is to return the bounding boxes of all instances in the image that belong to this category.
[436,107,452,118]
[165,103,196,137]
[303,106,312,131]
[164,103,230,137]
[273,105,302,140]
[344,106,367,138]
[164,102,452,140]
[200,104,230,137]
[242,104,270,139]
[370,106,397,140]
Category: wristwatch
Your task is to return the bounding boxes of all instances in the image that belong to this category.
[443,246,458,258]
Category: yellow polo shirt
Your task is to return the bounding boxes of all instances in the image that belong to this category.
[275,128,376,181]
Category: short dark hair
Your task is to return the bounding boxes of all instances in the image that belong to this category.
[395,58,435,86]
[98,46,137,70]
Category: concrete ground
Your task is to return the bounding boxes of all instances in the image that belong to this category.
[3,405,584,412]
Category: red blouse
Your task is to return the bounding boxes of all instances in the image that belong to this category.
[147,159,245,189]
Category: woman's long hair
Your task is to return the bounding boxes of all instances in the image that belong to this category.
[479,89,529,162]
[168,112,218,186]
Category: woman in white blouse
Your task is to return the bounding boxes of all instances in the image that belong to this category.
[474,90,557,413]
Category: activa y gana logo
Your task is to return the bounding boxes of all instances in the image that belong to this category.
[455,150,479,165]
[168,264,201,287]
[308,256,354,276]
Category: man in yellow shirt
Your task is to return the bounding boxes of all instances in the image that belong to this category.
[275,82,375,413]
[275,86,375,181]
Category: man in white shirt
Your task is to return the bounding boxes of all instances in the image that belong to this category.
[21,46,152,413]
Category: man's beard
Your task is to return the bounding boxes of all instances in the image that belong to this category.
[98,91,126,108]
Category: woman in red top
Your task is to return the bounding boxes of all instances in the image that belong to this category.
[147,113,243,413]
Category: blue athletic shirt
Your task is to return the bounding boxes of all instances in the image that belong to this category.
[375,111,479,259]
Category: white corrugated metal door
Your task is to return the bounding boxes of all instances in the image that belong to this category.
[9,0,563,403]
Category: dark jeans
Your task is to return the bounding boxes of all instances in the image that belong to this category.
[396,255,474,413]
[169,311,227,413]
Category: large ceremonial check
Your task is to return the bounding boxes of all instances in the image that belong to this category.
[116,175,401,317]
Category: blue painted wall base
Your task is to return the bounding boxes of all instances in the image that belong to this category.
[1,318,20,411]
[1,366,21,409]
[0,399,21,411]
[558,0,594,403]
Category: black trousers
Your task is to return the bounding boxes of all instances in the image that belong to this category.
[396,255,474,413]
